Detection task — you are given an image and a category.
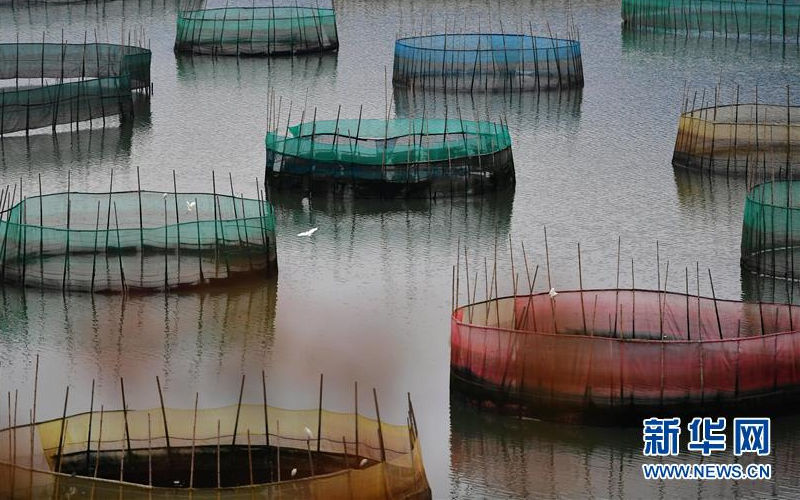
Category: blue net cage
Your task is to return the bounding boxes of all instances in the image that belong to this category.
[392,33,583,93]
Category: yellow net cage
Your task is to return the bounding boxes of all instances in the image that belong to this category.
[0,401,431,499]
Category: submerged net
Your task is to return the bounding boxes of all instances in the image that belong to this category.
[673,92,800,179]
[392,33,583,92]
[0,402,430,498]
[265,118,515,197]
[0,43,151,135]
[622,0,800,42]
[742,181,800,281]
[451,289,800,423]
[174,1,339,56]
[0,190,278,293]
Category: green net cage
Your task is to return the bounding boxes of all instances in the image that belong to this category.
[174,1,338,56]
[0,42,151,135]
[392,33,583,93]
[672,87,800,180]
[0,189,277,293]
[622,0,800,43]
[265,117,515,198]
[742,181,800,282]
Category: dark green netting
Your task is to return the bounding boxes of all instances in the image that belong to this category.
[623,0,800,43]
[393,33,583,92]
[265,118,515,197]
[174,4,338,56]
[0,43,151,134]
[742,181,800,281]
[0,191,277,293]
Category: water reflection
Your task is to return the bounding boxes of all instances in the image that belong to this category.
[0,94,150,182]
[175,52,338,91]
[393,87,582,126]
[450,397,799,499]
[0,279,277,419]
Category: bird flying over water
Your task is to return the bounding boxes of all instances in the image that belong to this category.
[186,200,196,213]
[297,227,318,237]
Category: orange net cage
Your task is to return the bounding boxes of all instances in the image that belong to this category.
[0,383,431,499]
[451,288,800,424]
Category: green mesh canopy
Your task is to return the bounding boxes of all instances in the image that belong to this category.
[0,191,277,293]
[265,117,515,197]
[174,4,339,56]
[623,0,800,43]
[742,181,800,281]
[0,43,151,134]
[266,118,512,165]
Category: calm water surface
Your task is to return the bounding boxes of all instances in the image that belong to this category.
[2,0,800,498]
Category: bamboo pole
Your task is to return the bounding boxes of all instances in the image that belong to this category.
[56,386,70,472]
[373,387,386,462]
[189,392,198,488]
[316,373,323,452]
[156,376,170,450]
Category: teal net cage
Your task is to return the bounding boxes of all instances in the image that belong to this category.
[0,42,151,135]
[742,181,800,282]
[622,0,800,43]
[0,188,277,293]
[265,117,515,198]
[174,0,339,56]
[392,33,583,93]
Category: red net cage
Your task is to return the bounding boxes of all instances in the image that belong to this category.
[451,289,800,424]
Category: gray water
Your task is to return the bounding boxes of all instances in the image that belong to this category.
[2,0,800,498]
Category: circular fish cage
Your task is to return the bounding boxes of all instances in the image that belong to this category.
[392,33,583,92]
[0,190,278,293]
[0,42,151,135]
[622,0,800,43]
[174,2,339,56]
[742,181,800,282]
[451,288,800,424]
[265,117,515,198]
[0,385,430,498]
[672,92,800,179]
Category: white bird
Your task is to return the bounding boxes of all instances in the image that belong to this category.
[359,458,368,468]
[290,468,298,477]
[301,197,310,208]
[186,200,196,213]
[549,287,558,298]
[297,227,318,237]
[304,426,314,439]
[162,193,168,199]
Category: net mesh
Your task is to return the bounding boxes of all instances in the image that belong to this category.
[392,33,583,92]
[673,100,800,179]
[0,403,430,498]
[174,3,339,56]
[0,43,151,135]
[622,0,800,43]
[0,191,278,293]
[265,118,515,197]
[742,181,800,281]
[451,290,800,423]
